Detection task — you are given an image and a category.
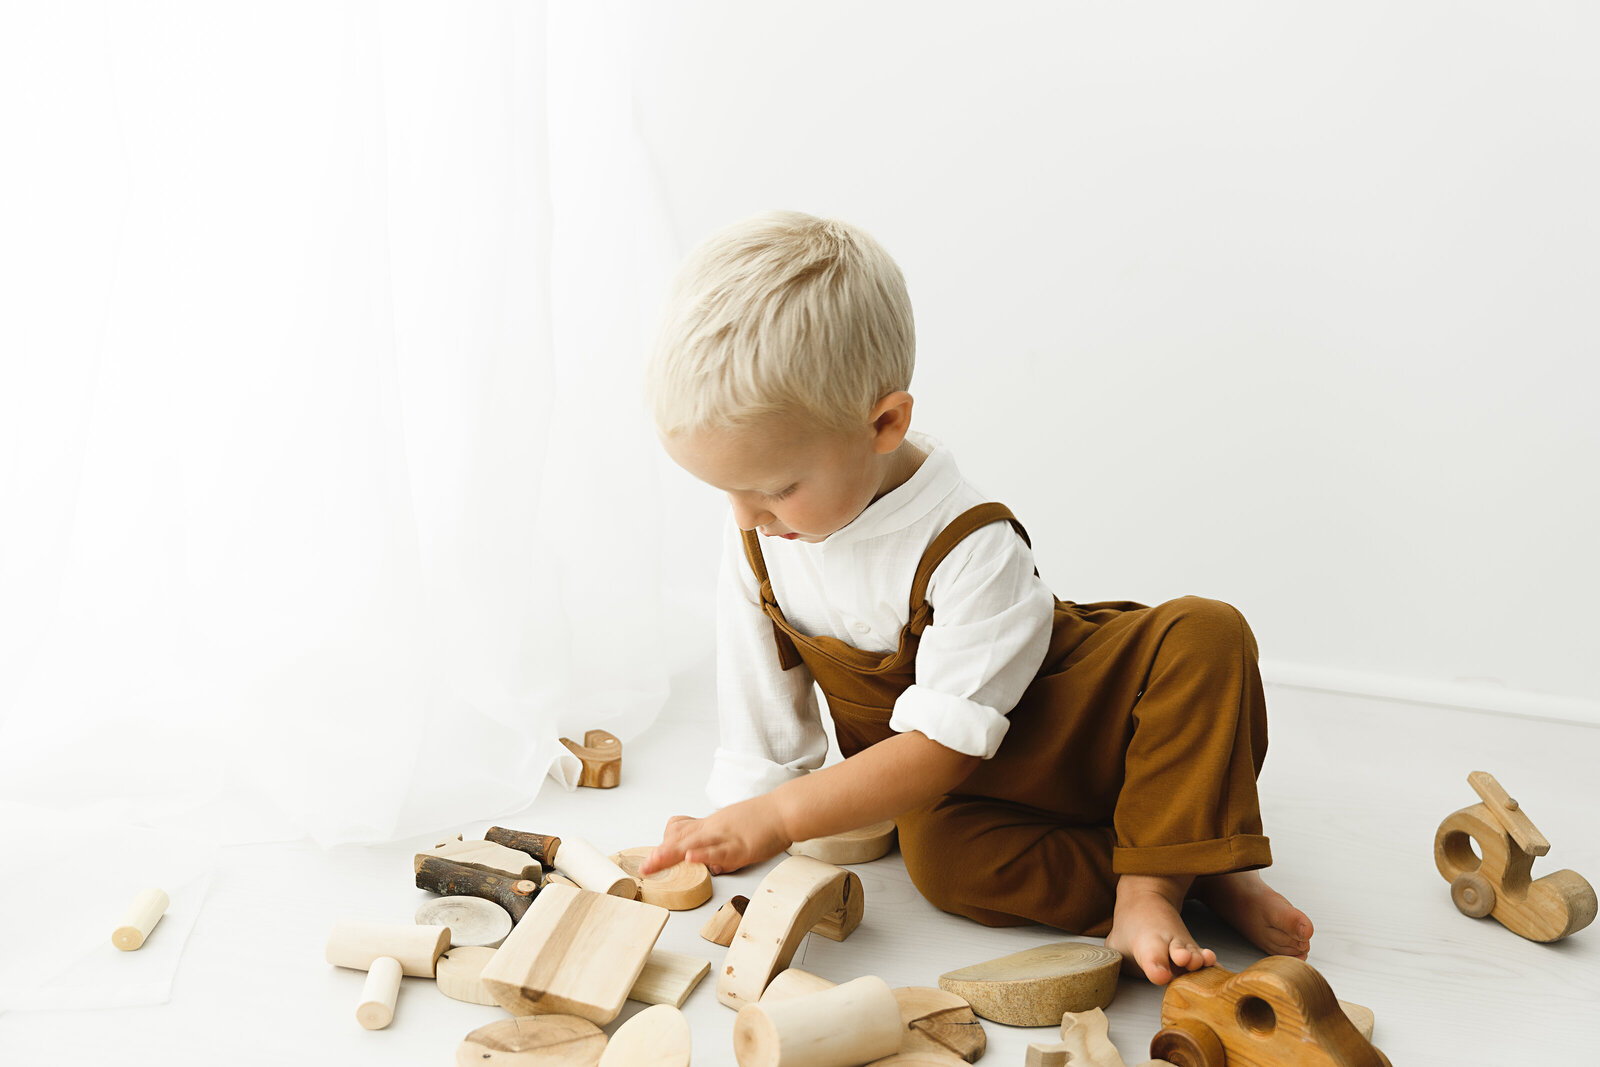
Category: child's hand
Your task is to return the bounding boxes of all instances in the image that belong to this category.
[639,794,791,876]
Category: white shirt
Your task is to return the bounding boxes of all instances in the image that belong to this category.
[708,432,1057,807]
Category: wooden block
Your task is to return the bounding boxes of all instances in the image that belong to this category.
[548,872,580,889]
[480,883,668,1024]
[1025,1044,1071,1067]
[112,888,169,951]
[810,869,865,942]
[717,855,857,1009]
[1339,999,1376,1042]
[1154,956,1391,1067]
[1435,772,1597,942]
[326,920,451,978]
[356,956,402,1030]
[556,837,639,898]
[760,968,836,1002]
[561,729,622,788]
[788,818,898,865]
[455,1015,606,1066]
[435,945,499,1006]
[734,975,903,1067]
[937,942,1121,1026]
[611,846,714,910]
[599,1004,692,1067]
[417,834,543,880]
[485,826,563,866]
[894,986,986,1063]
[415,895,513,948]
[629,949,711,1008]
[701,895,749,947]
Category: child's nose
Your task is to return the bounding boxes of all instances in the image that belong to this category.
[730,496,773,531]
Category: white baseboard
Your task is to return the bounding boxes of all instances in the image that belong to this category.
[1259,658,1600,728]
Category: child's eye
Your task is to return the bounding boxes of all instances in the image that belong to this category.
[766,484,798,501]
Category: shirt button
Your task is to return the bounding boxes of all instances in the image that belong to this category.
[851,621,871,635]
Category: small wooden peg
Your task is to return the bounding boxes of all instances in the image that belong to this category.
[561,729,622,788]
[356,956,402,1030]
[112,888,170,951]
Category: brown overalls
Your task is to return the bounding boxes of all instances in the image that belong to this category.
[742,502,1272,937]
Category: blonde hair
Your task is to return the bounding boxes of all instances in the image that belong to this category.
[648,211,915,437]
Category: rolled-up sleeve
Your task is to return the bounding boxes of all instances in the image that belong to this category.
[706,521,828,807]
[887,522,1053,759]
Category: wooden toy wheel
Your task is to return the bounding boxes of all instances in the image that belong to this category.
[1150,1018,1226,1067]
[1451,871,1496,918]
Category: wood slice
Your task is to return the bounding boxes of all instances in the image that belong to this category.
[610,847,714,910]
[455,1014,606,1066]
[480,883,668,1024]
[788,819,898,865]
[894,987,986,1062]
[416,895,514,948]
[598,1004,691,1066]
[436,945,500,1006]
[701,895,749,946]
[938,942,1121,1026]
[629,949,711,1008]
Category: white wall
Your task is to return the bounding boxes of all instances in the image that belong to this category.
[634,2,1600,712]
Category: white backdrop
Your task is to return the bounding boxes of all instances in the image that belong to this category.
[636,1,1600,716]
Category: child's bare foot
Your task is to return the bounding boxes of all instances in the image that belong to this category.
[1104,874,1218,985]
[1193,869,1314,959]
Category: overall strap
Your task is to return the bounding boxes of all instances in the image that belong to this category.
[906,503,1032,632]
[739,528,805,671]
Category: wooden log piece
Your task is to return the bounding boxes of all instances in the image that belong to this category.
[325,920,451,978]
[938,942,1121,1026]
[112,888,170,951]
[416,855,540,923]
[436,945,499,1006]
[611,846,714,910]
[485,826,563,866]
[560,729,622,788]
[480,883,668,1025]
[788,819,898,865]
[599,1003,692,1067]
[416,834,543,880]
[735,975,903,1067]
[894,987,986,1063]
[455,1015,607,1067]
[717,855,855,1009]
[630,949,712,1008]
[356,956,402,1030]
[555,837,639,898]
[760,968,836,1002]
[415,895,513,949]
[702,895,750,947]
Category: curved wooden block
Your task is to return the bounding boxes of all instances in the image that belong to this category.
[788,819,898,865]
[611,847,714,910]
[1159,956,1391,1067]
[455,1014,606,1066]
[716,855,856,1009]
[701,896,750,947]
[811,870,865,942]
[937,942,1121,1026]
[561,729,622,788]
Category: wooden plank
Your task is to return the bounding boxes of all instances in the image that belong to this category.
[629,949,711,1008]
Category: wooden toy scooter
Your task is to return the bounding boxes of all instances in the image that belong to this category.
[1434,770,1597,942]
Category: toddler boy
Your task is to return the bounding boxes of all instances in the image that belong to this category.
[639,211,1312,984]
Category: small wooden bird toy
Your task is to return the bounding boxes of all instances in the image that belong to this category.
[1434,770,1596,942]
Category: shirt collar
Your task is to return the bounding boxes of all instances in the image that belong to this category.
[819,431,963,549]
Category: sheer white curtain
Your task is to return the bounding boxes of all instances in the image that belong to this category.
[0,2,672,846]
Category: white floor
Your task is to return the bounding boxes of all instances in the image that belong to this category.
[4,679,1598,1065]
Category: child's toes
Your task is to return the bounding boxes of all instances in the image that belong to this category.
[1137,945,1175,985]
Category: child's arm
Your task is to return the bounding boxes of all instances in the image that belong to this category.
[640,729,978,875]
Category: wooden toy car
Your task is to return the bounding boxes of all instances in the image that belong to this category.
[1150,956,1390,1067]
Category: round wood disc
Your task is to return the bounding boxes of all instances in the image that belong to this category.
[938,942,1121,1026]
[416,895,513,948]
[455,1015,606,1066]
[609,847,713,910]
[597,1004,692,1066]
[788,819,898,864]
[435,944,499,1006]
[894,987,986,1062]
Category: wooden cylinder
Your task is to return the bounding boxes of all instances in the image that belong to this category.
[484,826,562,866]
[112,888,170,951]
[357,956,402,1030]
[760,968,836,1002]
[734,975,902,1067]
[325,920,450,977]
[555,836,638,898]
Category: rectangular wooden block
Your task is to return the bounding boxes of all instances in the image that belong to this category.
[629,949,711,1008]
[480,882,668,1024]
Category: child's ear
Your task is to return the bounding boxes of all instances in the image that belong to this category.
[868,391,914,453]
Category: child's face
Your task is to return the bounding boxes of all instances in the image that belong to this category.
[663,412,902,544]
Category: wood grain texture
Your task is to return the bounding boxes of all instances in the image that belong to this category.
[561,729,622,788]
[485,826,563,866]
[417,835,543,879]
[937,942,1121,1026]
[480,882,668,1024]
[435,945,499,1006]
[892,987,985,1062]
[630,949,711,1008]
[788,819,898,865]
[416,855,541,923]
[598,1004,691,1067]
[355,956,402,1030]
[414,895,513,948]
[325,920,450,978]
[611,846,714,910]
[701,896,750,947]
[554,837,638,898]
[717,855,853,1009]
[1156,956,1391,1067]
[733,975,902,1067]
[454,1014,607,1066]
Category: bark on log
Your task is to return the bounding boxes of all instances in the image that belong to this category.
[485,826,563,866]
[416,856,540,923]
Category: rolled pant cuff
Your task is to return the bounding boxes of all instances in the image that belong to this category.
[1112,834,1272,877]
